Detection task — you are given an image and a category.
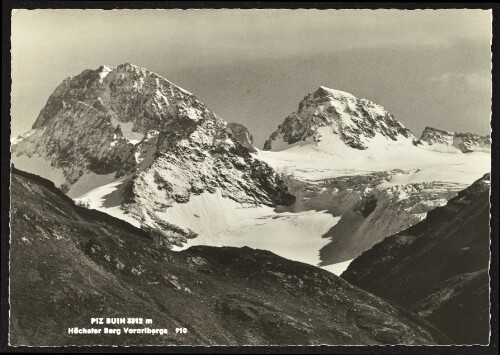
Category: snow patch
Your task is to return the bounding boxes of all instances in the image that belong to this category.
[322,259,354,276]
[11,130,36,145]
[74,175,140,227]
[98,65,113,83]
[109,116,145,143]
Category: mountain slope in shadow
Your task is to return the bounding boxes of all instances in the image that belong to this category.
[9,166,448,346]
[342,173,491,344]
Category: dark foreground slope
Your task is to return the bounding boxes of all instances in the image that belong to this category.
[343,174,491,344]
[9,167,448,346]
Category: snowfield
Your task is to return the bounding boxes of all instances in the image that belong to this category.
[75,183,344,272]
[13,152,67,188]
[322,259,354,275]
[74,175,140,228]
[70,142,489,275]
[163,189,340,266]
[256,128,490,184]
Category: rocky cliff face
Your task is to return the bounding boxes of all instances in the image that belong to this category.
[264,86,416,151]
[12,64,293,245]
[342,174,491,344]
[10,168,448,346]
[227,122,256,152]
[419,127,490,153]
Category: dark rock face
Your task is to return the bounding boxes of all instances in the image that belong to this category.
[227,122,256,152]
[342,174,491,344]
[33,64,206,133]
[264,86,415,151]
[10,168,447,346]
[418,126,491,153]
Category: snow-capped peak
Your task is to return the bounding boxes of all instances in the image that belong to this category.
[264,86,415,152]
[30,63,208,134]
[12,64,294,247]
[316,86,358,101]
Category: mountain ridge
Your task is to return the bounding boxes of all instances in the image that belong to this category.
[11,66,490,262]
[418,126,491,153]
[262,86,490,155]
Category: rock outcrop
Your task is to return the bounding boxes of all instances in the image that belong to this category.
[227,122,256,152]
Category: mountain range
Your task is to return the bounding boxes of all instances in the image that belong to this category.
[12,64,490,270]
[9,63,491,345]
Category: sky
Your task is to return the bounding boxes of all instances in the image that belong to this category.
[11,9,492,147]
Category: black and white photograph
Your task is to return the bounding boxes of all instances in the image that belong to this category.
[2,3,497,351]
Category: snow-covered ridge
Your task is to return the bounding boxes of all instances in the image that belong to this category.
[316,85,357,101]
[418,126,490,153]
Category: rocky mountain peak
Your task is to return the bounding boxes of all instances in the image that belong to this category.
[313,86,358,101]
[264,86,415,151]
[12,64,294,245]
[32,63,210,133]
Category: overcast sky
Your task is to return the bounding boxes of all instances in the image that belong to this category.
[11,9,492,147]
